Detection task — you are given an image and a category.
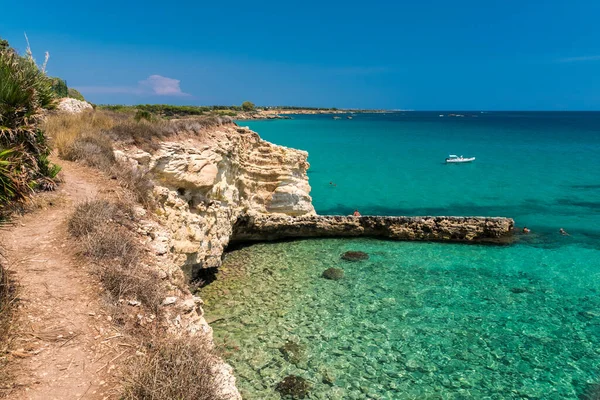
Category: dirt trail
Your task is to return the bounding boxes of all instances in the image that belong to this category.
[1,161,127,400]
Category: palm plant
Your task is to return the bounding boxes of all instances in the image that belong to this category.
[0,148,31,210]
[0,40,59,198]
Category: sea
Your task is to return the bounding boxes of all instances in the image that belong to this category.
[201,112,600,399]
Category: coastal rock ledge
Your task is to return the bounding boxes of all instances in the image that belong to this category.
[232,214,514,244]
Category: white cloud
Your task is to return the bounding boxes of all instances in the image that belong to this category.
[558,55,600,63]
[76,75,190,97]
[139,75,189,96]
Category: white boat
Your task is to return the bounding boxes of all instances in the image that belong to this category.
[445,154,475,163]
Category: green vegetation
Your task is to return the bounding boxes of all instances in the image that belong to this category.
[241,100,255,111]
[67,87,85,101]
[0,36,61,213]
[50,77,68,98]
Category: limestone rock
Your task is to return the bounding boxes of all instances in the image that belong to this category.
[341,251,369,261]
[322,267,344,280]
[162,296,177,306]
[126,123,315,279]
[276,375,311,399]
[56,98,93,114]
[232,214,515,245]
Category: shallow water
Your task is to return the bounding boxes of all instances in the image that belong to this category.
[201,113,600,399]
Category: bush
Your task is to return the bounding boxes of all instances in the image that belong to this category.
[0,148,31,212]
[0,241,16,391]
[0,41,59,202]
[50,77,68,98]
[69,199,164,310]
[67,87,85,101]
[122,337,223,400]
[112,165,155,209]
[134,110,156,123]
[68,199,134,238]
[241,101,255,111]
[62,132,116,169]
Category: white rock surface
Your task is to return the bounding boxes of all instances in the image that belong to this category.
[56,98,93,114]
[124,124,315,279]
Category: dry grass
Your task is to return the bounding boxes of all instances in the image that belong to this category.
[111,165,155,210]
[122,336,223,400]
[44,110,120,157]
[62,132,116,169]
[79,224,141,266]
[68,200,164,311]
[0,254,16,394]
[68,199,134,238]
[99,262,164,312]
[106,115,231,152]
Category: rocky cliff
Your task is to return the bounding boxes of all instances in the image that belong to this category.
[122,120,514,282]
[124,123,315,279]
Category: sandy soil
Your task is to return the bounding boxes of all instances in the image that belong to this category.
[1,160,130,400]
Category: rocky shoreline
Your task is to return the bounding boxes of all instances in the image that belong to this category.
[115,118,515,399]
[235,108,388,120]
[232,214,515,244]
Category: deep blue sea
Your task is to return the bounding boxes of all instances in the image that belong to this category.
[202,112,600,399]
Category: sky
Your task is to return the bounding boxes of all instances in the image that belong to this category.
[2,0,600,110]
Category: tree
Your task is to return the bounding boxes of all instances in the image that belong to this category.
[241,101,255,111]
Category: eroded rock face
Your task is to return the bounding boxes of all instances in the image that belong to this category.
[125,124,315,279]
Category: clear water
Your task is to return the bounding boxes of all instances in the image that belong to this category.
[202,112,600,399]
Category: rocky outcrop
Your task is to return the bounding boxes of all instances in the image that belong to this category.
[125,123,314,279]
[231,214,515,244]
[57,98,93,114]
[121,121,515,279]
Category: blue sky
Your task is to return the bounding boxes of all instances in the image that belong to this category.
[3,0,600,110]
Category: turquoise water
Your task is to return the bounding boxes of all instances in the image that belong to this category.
[202,113,600,399]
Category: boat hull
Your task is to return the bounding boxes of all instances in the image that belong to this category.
[446,157,475,163]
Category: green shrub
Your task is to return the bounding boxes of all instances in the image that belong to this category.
[134,109,156,122]
[241,101,255,111]
[67,87,85,101]
[50,77,68,98]
[0,43,60,203]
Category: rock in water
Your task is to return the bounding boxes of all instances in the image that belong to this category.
[322,267,344,280]
[341,251,369,261]
[276,375,311,399]
[279,340,306,365]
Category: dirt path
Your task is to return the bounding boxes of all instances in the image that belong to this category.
[1,161,127,400]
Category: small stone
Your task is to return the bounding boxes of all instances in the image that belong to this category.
[128,300,141,307]
[279,340,306,365]
[162,297,177,306]
[510,287,527,294]
[341,251,369,261]
[276,375,311,399]
[180,298,196,313]
[322,268,344,280]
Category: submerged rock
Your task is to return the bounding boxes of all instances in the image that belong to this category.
[341,251,369,261]
[322,267,344,280]
[279,340,306,365]
[276,375,311,399]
